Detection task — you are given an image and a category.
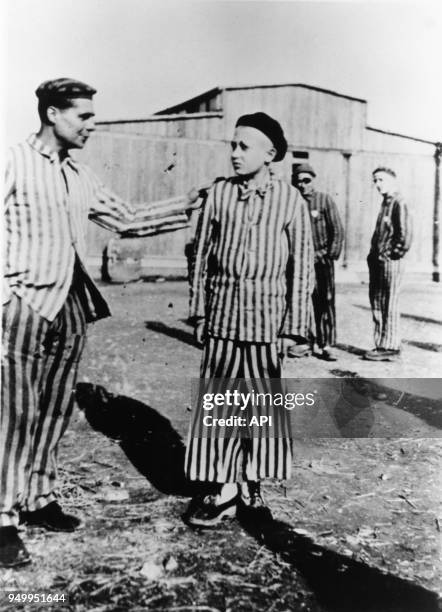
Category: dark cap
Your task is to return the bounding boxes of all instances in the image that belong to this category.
[372,166,396,178]
[36,78,97,101]
[235,112,288,162]
[293,163,316,178]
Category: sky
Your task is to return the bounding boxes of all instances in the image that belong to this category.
[2,0,442,145]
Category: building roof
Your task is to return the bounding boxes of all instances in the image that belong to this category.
[155,83,367,115]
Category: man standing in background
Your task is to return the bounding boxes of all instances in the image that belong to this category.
[365,167,412,361]
[1,78,192,568]
[293,163,344,361]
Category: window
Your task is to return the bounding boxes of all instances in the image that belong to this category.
[291,151,310,186]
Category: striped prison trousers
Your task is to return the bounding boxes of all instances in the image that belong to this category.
[312,258,337,348]
[368,255,403,351]
[0,289,86,527]
[185,337,292,483]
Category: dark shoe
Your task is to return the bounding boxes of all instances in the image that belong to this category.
[0,526,31,568]
[239,482,272,521]
[364,348,401,362]
[287,343,311,358]
[20,502,82,532]
[320,347,338,361]
[184,493,238,527]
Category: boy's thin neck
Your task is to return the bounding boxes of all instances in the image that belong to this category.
[243,165,270,186]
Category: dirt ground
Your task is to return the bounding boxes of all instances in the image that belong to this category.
[1,278,441,612]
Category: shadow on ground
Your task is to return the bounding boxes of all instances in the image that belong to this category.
[335,342,367,356]
[76,381,440,612]
[239,510,440,612]
[404,340,442,353]
[329,374,442,431]
[145,320,196,347]
[353,304,442,326]
[75,382,207,497]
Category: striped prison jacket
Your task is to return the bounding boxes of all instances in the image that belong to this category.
[3,134,190,322]
[369,192,412,260]
[189,175,315,343]
[304,191,344,261]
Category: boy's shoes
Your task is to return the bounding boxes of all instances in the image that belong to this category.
[0,526,31,568]
[287,343,311,358]
[364,348,401,362]
[20,502,82,532]
[239,482,272,521]
[185,493,238,527]
[320,346,338,361]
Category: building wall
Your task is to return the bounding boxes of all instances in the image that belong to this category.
[98,113,224,140]
[84,128,436,274]
[77,131,230,264]
[222,86,367,150]
[364,128,435,155]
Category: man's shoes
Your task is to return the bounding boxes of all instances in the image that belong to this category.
[320,346,338,361]
[0,526,31,568]
[184,493,238,527]
[364,348,401,362]
[287,343,311,358]
[20,502,82,532]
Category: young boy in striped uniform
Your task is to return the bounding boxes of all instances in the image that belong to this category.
[185,112,314,527]
[365,167,412,361]
[1,78,192,567]
[292,163,344,361]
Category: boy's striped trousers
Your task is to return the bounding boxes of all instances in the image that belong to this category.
[185,336,292,483]
[1,289,86,527]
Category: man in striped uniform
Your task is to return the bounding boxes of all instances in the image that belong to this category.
[1,78,191,567]
[292,163,344,361]
[184,112,314,527]
[364,167,412,361]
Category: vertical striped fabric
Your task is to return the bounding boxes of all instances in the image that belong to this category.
[0,288,86,527]
[189,176,314,342]
[367,191,412,350]
[302,190,343,348]
[185,337,292,483]
[4,134,190,322]
[312,259,336,348]
[368,257,403,350]
[369,192,412,260]
[305,191,344,261]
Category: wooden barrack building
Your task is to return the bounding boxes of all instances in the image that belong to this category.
[79,83,440,280]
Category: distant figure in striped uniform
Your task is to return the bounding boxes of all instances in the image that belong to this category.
[1,78,192,568]
[292,163,344,361]
[364,167,412,361]
[184,112,314,527]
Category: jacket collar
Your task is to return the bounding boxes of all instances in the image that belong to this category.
[27,133,78,169]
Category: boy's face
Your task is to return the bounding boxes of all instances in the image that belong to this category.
[230,126,275,178]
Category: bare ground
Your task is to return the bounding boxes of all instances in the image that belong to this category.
[1,279,441,612]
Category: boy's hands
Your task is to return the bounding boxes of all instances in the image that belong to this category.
[194,319,206,346]
[278,337,296,356]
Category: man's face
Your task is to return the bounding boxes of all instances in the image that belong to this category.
[373,171,396,196]
[230,126,275,178]
[49,98,96,150]
[295,172,315,197]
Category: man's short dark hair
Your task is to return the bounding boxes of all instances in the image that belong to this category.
[35,78,96,125]
[372,166,396,178]
[37,96,75,125]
